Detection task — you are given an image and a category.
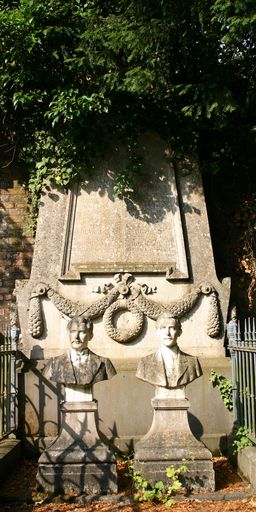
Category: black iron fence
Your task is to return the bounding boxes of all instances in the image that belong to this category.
[0,327,18,439]
[227,316,256,443]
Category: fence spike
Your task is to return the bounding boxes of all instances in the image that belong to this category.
[253,317,256,345]
[248,317,252,343]
[244,318,248,344]
[237,320,241,345]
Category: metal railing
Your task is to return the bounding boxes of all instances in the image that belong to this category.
[227,316,256,443]
[0,326,18,439]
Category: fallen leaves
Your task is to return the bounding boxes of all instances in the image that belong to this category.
[0,457,255,512]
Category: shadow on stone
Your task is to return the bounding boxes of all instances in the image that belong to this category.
[37,400,117,495]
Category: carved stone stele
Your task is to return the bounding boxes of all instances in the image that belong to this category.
[15,132,231,454]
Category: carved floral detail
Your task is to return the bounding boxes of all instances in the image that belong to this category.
[28,273,221,342]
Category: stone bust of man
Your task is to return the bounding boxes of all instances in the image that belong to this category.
[44,316,116,386]
[136,313,202,388]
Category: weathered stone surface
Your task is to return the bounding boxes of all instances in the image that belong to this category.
[237,446,256,487]
[37,462,117,495]
[134,460,215,492]
[134,396,215,491]
[15,131,231,452]
[0,439,21,483]
[37,400,117,495]
[136,314,202,389]
[61,133,188,278]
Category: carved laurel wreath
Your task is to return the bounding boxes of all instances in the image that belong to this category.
[28,273,221,342]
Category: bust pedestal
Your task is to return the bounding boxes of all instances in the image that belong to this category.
[37,386,117,495]
[134,387,215,491]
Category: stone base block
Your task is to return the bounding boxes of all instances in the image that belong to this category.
[0,439,21,482]
[134,395,215,491]
[134,431,213,461]
[134,459,215,492]
[37,400,117,495]
[238,446,256,487]
[37,462,117,495]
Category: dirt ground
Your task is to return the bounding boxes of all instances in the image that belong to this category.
[0,457,255,512]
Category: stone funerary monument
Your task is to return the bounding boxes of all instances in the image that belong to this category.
[16,132,232,493]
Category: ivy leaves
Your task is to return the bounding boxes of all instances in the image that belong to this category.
[209,370,233,412]
[46,90,110,127]
[0,0,255,229]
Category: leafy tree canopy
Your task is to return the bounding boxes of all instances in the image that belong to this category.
[0,0,255,219]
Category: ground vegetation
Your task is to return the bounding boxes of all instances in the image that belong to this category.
[0,456,255,512]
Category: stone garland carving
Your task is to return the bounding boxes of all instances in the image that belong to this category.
[206,291,220,337]
[28,283,119,338]
[29,284,48,338]
[136,286,202,320]
[103,299,144,342]
[28,273,221,342]
[47,286,120,319]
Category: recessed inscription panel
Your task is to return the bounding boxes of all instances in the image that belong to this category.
[61,133,188,279]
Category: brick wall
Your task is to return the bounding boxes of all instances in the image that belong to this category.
[0,166,34,332]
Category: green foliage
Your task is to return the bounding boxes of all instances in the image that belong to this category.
[113,134,143,198]
[209,370,233,411]
[0,0,255,227]
[210,373,254,455]
[235,194,256,309]
[232,426,253,453]
[126,461,187,506]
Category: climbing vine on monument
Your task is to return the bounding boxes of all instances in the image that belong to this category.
[209,370,233,412]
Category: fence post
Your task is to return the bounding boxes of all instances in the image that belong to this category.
[227,307,238,423]
[228,314,256,444]
[10,323,19,437]
[0,317,19,440]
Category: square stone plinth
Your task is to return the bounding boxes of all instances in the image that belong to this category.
[134,459,215,492]
[37,400,118,495]
[37,462,117,495]
[134,396,215,491]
